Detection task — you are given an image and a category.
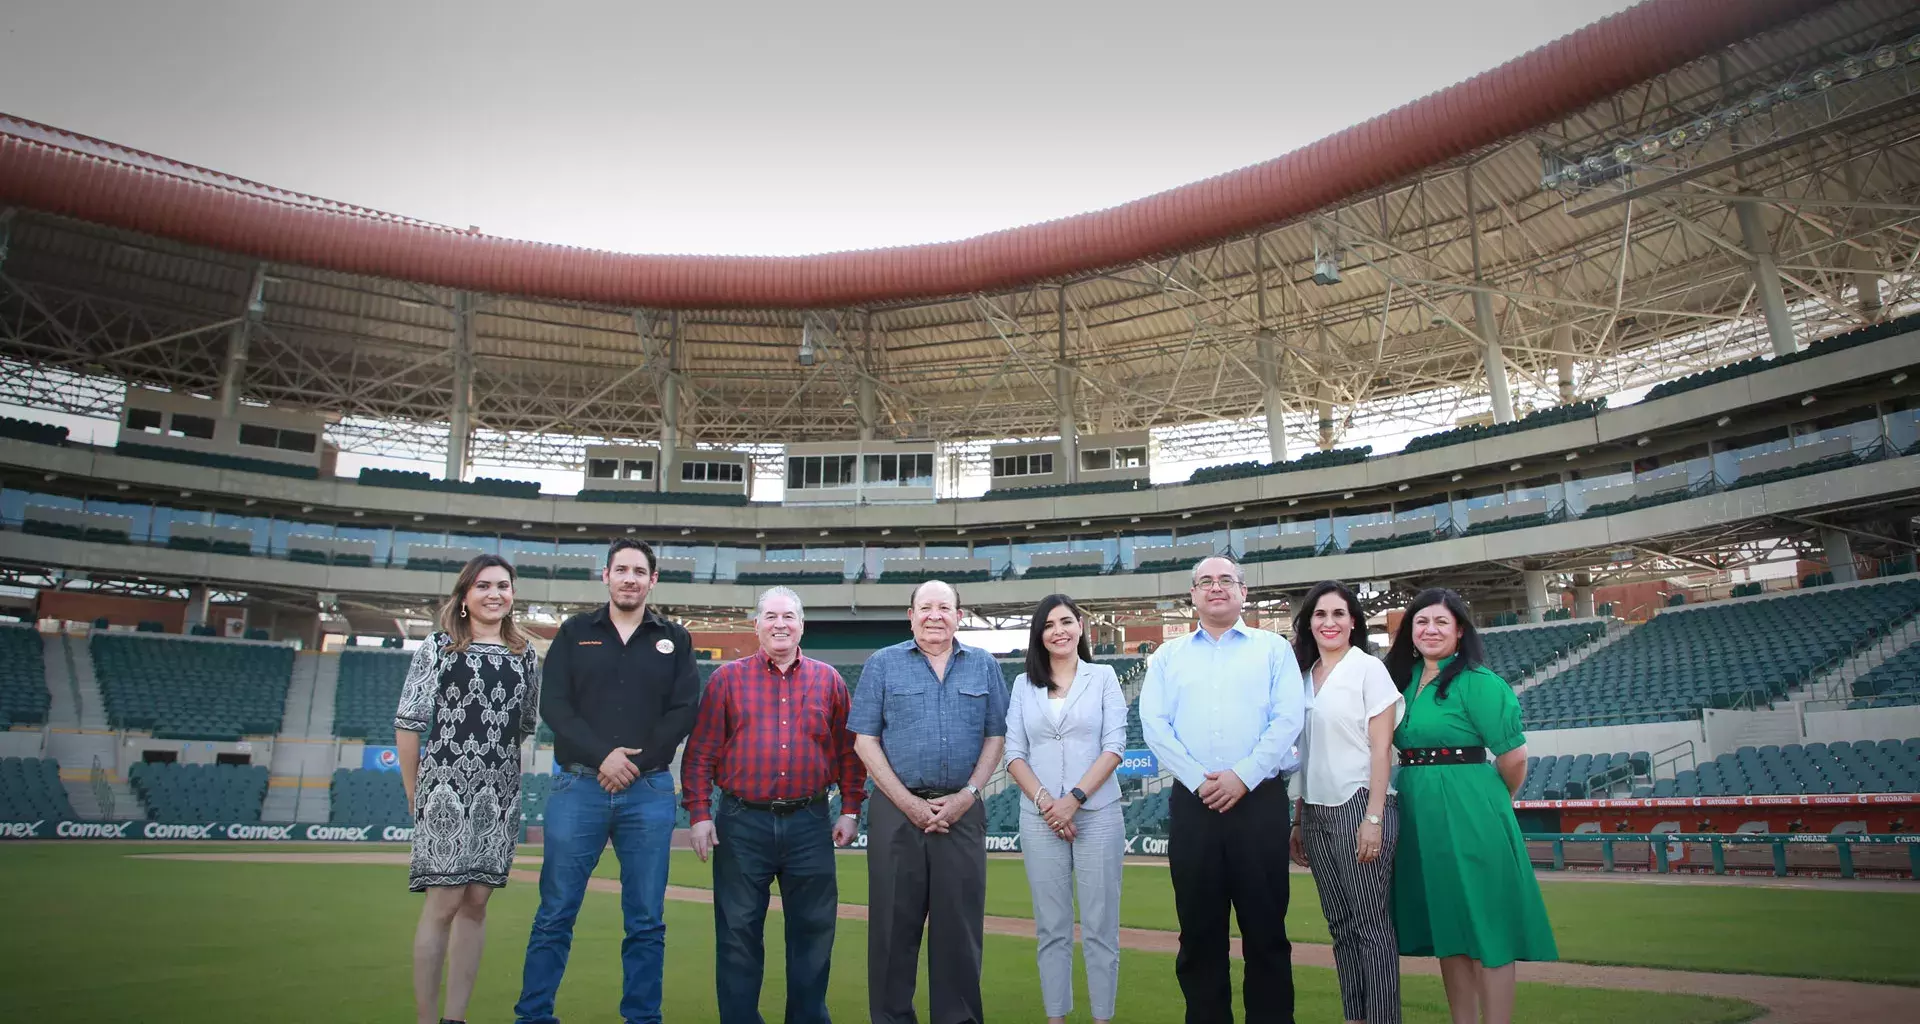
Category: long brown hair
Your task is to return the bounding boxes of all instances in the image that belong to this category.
[439,554,530,654]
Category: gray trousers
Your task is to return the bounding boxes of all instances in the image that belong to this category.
[1018,802,1123,1019]
[867,791,987,1024]
[1301,788,1401,1024]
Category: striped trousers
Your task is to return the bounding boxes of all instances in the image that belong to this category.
[1301,788,1400,1024]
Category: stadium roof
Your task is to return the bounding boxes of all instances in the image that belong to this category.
[0,0,1827,309]
[0,0,1914,466]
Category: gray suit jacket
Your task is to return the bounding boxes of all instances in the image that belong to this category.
[1003,660,1128,811]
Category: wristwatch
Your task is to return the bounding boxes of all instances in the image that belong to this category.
[963,784,981,800]
[1069,787,1088,803]
[1363,813,1383,825]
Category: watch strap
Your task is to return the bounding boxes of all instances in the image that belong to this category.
[1070,787,1089,803]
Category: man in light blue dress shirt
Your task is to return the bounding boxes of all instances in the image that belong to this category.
[1140,554,1307,1024]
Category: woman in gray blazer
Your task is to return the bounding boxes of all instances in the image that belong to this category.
[1004,593,1128,1024]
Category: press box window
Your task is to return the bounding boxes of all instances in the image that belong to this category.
[167,414,216,440]
[991,453,1052,477]
[1080,449,1112,472]
[127,408,164,433]
[587,458,619,480]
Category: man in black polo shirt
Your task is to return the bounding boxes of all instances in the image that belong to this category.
[515,538,701,1024]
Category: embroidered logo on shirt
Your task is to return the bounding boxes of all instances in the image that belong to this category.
[655,638,676,654]
[576,640,603,646]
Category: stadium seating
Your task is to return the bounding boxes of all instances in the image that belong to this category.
[1521,579,1920,729]
[1403,399,1605,455]
[1121,787,1171,836]
[0,625,49,729]
[1517,751,1649,800]
[1655,740,1920,797]
[736,570,846,587]
[575,489,751,507]
[129,761,269,822]
[1185,446,1372,486]
[1021,562,1108,579]
[0,416,70,446]
[23,505,132,545]
[329,768,411,825]
[982,478,1150,501]
[114,441,320,479]
[91,634,295,740]
[0,757,73,821]
[1481,621,1606,687]
[1850,642,1920,708]
[334,649,413,743]
[358,467,542,500]
[875,569,992,585]
[1643,310,1919,403]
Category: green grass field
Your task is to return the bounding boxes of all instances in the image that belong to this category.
[0,844,1763,1024]
[644,850,1920,985]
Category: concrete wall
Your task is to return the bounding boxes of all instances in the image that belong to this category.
[1804,705,1920,744]
[1523,720,1706,764]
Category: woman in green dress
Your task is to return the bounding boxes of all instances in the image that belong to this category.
[1383,588,1555,1024]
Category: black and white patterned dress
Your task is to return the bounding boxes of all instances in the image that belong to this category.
[393,632,541,891]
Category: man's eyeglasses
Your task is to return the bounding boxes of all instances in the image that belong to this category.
[1191,576,1242,591]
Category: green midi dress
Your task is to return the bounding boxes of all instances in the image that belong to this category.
[1391,657,1558,967]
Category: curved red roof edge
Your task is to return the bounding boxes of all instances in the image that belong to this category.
[0,0,1832,311]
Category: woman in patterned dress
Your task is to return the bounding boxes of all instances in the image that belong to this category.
[395,554,541,1024]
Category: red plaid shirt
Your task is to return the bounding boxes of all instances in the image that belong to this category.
[681,650,866,824]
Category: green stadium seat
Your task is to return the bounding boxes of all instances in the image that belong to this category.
[91,633,294,740]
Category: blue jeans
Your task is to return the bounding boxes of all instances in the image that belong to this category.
[711,796,840,1024]
[515,769,677,1024]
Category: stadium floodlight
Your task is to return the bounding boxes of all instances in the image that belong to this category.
[798,319,817,366]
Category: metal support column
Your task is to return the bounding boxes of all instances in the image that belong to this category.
[1822,527,1858,584]
[1573,571,1595,619]
[1733,201,1798,356]
[1055,364,1078,484]
[1553,324,1576,406]
[1467,166,1514,424]
[1524,570,1550,623]
[1056,287,1077,483]
[661,312,682,494]
[1315,325,1334,451]
[446,292,475,481]
[219,265,268,417]
[1256,331,1289,464]
[1844,156,1884,322]
[184,584,209,631]
[857,378,877,442]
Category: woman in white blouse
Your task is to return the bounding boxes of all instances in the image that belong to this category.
[1004,593,1128,1024]
[1288,580,1404,1024]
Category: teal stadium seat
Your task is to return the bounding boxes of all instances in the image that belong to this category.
[0,757,73,820]
[91,634,294,740]
[334,649,415,743]
[0,625,49,728]
[129,761,269,822]
[1520,579,1920,730]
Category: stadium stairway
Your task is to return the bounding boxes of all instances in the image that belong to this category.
[277,654,323,736]
[1792,608,1920,704]
[1513,621,1636,696]
[308,653,340,740]
[41,632,79,727]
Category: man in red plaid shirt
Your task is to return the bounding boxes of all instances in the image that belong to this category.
[681,586,865,1024]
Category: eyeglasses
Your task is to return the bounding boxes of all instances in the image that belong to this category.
[1191,576,1242,591]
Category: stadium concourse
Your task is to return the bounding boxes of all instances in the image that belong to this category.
[3,0,1920,1019]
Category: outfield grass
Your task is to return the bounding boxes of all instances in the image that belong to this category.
[0,844,1758,1024]
[643,850,1920,985]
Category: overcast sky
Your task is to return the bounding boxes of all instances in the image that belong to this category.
[2,0,1640,257]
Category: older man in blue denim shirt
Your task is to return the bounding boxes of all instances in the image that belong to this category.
[849,579,1009,1024]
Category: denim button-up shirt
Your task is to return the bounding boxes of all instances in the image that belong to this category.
[848,639,1009,791]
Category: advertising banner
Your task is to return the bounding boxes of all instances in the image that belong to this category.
[0,820,417,842]
[362,746,401,772]
[1117,750,1159,779]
